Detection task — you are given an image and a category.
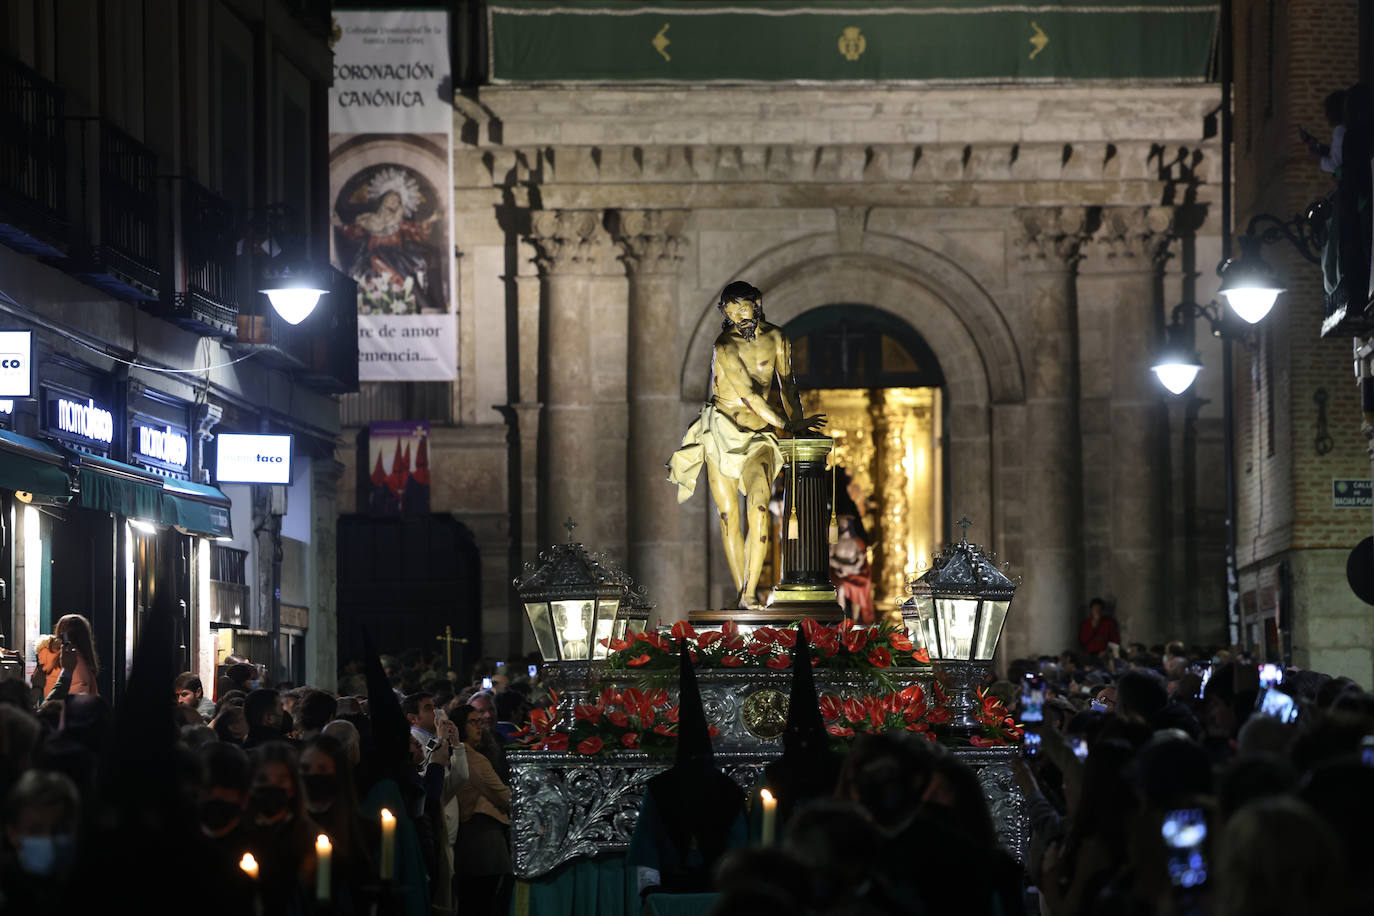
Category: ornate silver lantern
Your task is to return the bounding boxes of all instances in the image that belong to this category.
[514,520,627,663]
[901,517,1017,734]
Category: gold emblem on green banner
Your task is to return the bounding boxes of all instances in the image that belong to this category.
[652,23,671,62]
[838,26,866,62]
[1029,21,1048,60]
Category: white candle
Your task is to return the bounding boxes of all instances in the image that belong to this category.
[760,788,777,846]
[315,834,332,901]
[380,808,396,881]
[239,851,259,880]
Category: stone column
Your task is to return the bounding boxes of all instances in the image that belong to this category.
[528,210,628,557]
[1012,207,1090,659]
[1082,206,1174,645]
[610,209,691,619]
[308,457,343,690]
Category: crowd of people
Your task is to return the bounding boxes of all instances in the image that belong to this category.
[0,604,533,915]
[4,600,1374,916]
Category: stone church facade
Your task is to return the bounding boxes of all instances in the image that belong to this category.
[335,81,1229,665]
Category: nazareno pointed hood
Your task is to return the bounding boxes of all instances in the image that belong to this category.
[646,637,744,879]
[766,621,843,818]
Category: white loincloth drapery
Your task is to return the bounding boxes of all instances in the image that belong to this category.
[666,403,783,504]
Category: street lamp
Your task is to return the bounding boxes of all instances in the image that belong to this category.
[259,261,326,325]
[900,517,1017,735]
[1217,234,1285,325]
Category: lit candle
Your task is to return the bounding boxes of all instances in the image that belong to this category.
[760,788,777,846]
[380,808,396,881]
[315,834,332,901]
[239,852,259,880]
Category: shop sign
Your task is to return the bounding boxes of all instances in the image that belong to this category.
[49,396,114,445]
[1333,479,1373,508]
[0,331,32,398]
[135,423,189,471]
[215,433,293,485]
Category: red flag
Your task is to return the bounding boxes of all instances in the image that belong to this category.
[413,433,430,485]
[370,451,388,490]
[387,438,405,496]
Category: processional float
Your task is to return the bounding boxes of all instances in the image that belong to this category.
[508,282,1029,881]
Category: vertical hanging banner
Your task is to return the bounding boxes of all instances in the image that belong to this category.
[329,10,457,381]
[368,421,432,516]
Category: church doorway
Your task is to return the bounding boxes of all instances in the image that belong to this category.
[783,305,947,619]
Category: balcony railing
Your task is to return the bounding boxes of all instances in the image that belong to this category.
[0,54,68,257]
[167,179,239,337]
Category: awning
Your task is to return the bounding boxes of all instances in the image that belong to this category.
[0,429,74,499]
[74,453,233,538]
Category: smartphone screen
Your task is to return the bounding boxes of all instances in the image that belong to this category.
[527,664,538,678]
[1198,665,1213,699]
[1072,737,1089,761]
[1021,674,1046,723]
[481,677,493,691]
[1258,663,1283,689]
[1258,685,1298,723]
[495,661,505,669]
[1022,731,1041,758]
[1161,808,1208,889]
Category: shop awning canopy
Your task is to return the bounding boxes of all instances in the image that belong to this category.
[0,430,74,499]
[73,453,233,538]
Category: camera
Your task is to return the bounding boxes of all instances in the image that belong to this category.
[481,676,493,691]
[527,664,538,679]
[1020,674,1046,723]
[1022,731,1041,759]
[1161,808,1208,889]
[1258,663,1283,689]
[1257,685,1298,723]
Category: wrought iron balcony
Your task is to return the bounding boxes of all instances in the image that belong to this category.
[0,54,68,257]
[166,179,240,338]
[69,123,162,302]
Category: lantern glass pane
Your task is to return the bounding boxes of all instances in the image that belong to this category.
[591,598,619,660]
[554,599,594,660]
[935,596,979,660]
[625,618,648,636]
[610,618,629,642]
[524,601,560,661]
[973,600,1011,660]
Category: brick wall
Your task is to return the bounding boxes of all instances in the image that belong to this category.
[1233,0,1371,678]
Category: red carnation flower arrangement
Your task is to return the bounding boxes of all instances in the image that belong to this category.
[601,619,932,674]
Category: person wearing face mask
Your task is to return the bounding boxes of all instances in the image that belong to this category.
[192,742,259,914]
[300,734,375,911]
[244,742,321,915]
[0,769,79,907]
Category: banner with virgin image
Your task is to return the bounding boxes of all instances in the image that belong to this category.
[329,9,457,381]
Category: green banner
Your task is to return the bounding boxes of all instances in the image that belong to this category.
[489,1,1218,83]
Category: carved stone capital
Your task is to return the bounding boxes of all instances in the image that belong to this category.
[528,209,618,276]
[1013,207,1091,269]
[1088,205,1175,269]
[608,209,689,275]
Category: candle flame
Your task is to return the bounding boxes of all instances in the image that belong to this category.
[239,852,258,875]
[381,808,395,823]
[316,834,332,852]
[760,788,774,803]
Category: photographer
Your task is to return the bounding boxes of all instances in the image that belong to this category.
[402,691,468,911]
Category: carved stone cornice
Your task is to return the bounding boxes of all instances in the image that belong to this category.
[527,209,618,276]
[1086,205,1175,271]
[1013,206,1091,269]
[607,209,689,276]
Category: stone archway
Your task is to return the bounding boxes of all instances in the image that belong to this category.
[681,232,1023,547]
